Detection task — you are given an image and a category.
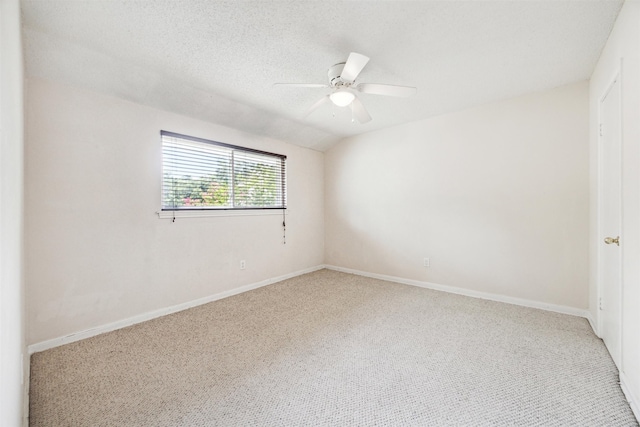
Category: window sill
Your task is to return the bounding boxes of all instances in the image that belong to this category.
[156,209,286,219]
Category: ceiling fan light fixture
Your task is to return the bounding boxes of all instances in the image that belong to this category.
[330,89,355,107]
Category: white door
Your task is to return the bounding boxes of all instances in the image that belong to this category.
[599,74,622,370]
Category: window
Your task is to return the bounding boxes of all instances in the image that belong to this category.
[161,131,286,211]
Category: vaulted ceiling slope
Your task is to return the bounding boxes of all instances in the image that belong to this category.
[22,0,622,151]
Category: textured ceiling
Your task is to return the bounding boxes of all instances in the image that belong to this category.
[22,0,622,151]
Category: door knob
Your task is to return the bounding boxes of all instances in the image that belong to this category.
[604,236,620,246]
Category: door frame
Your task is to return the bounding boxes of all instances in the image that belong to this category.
[596,61,624,370]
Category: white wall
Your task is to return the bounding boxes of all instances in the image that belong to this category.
[589,0,640,417]
[0,0,25,425]
[25,78,324,345]
[325,82,589,310]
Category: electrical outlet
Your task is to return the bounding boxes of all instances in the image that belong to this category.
[240,260,246,270]
[423,257,430,268]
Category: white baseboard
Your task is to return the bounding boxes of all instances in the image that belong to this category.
[28,265,325,354]
[586,311,599,337]
[621,373,640,421]
[324,265,590,319]
[22,350,30,427]
[621,372,640,422]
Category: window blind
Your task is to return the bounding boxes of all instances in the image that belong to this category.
[161,131,286,210]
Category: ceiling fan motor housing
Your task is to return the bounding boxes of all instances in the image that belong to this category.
[328,62,348,87]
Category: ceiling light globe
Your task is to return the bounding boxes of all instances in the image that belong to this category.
[330,90,355,107]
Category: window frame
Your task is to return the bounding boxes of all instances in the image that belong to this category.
[160,130,287,212]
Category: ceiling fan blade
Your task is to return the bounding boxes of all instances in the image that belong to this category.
[351,96,372,123]
[340,52,370,84]
[356,83,417,97]
[275,83,329,88]
[304,95,332,118]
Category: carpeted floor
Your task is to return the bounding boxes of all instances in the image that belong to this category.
[29,269,638,426]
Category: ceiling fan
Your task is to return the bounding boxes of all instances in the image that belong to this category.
[276,52,417,123]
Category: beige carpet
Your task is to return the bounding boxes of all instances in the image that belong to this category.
[30,269,637,426]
